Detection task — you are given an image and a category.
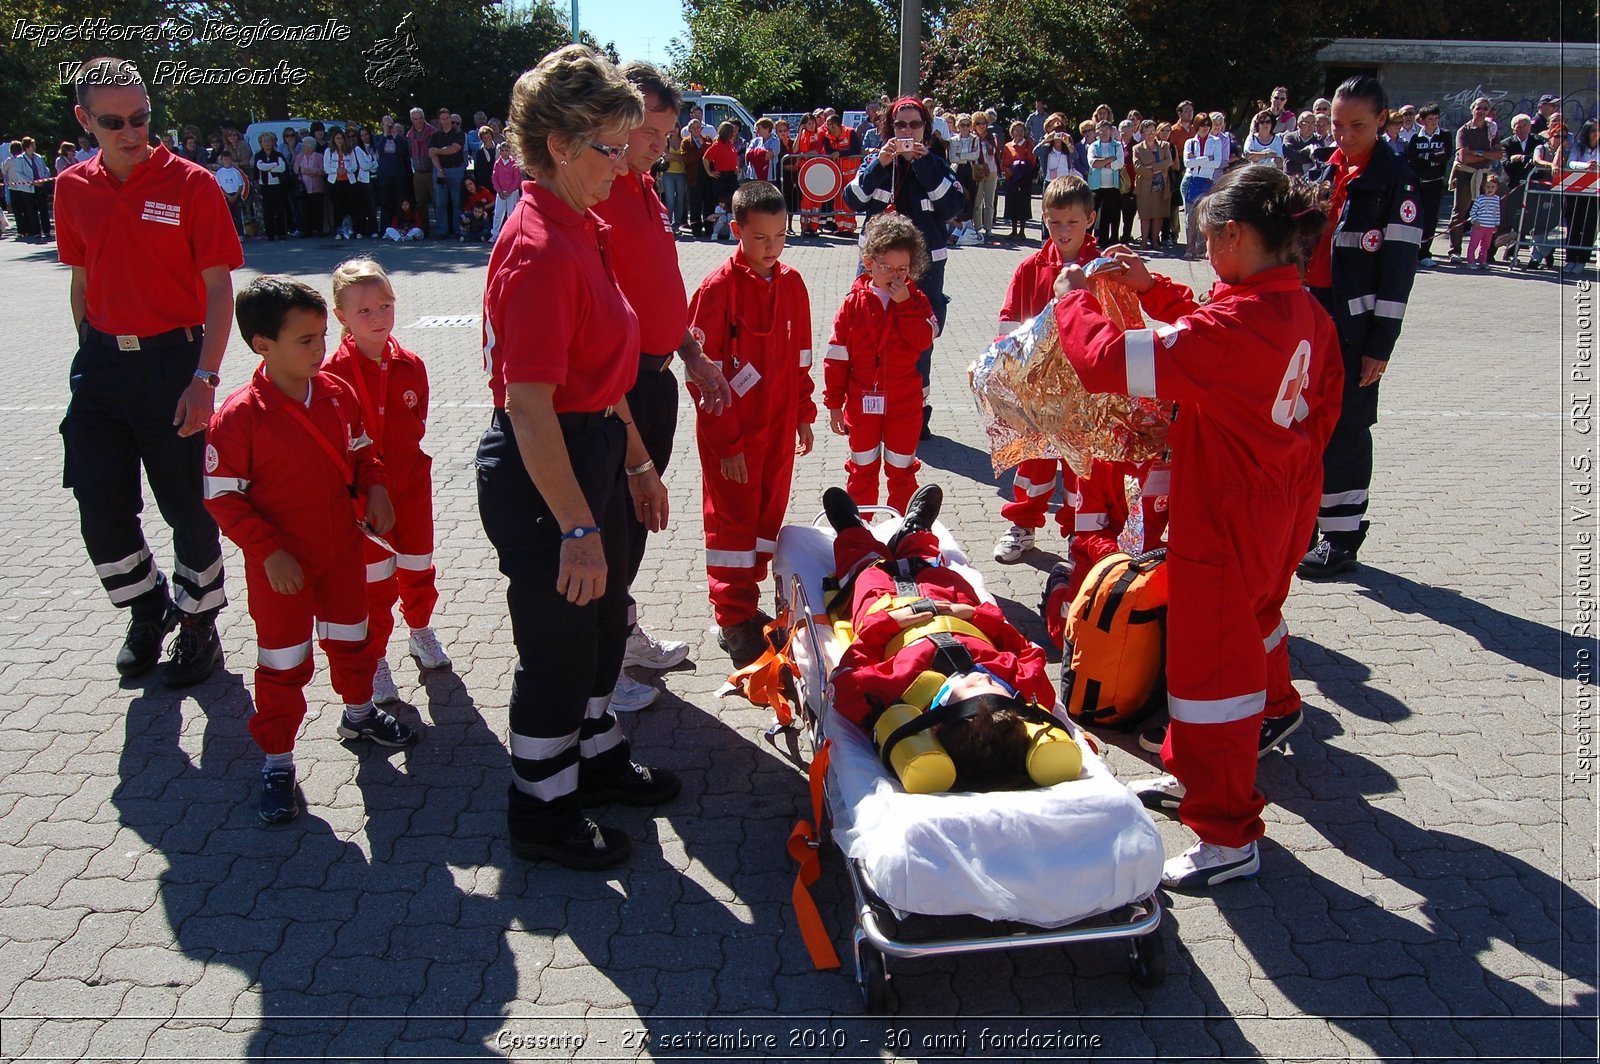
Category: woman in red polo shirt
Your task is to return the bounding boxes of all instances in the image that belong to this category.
[477,45,679,870]
[701,121,740,238]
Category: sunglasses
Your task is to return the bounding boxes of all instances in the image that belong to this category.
[587,141,629,163]
[892,120,924,130]
[87,109,151,131]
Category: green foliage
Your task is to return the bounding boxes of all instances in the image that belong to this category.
[1,0,612,146]
[668,0,899,114]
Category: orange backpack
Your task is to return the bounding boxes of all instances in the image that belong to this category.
[1061,549,1167,729]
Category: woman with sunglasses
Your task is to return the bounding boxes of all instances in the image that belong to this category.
[843,97,964,438]
[477,45,678,871]
[54,57,242,686]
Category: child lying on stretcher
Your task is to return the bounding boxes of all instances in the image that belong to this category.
[821,484,1071,792]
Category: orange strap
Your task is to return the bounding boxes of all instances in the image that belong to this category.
[726,608,798,727]
[786,738,840,970]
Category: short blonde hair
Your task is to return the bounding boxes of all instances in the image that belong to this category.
[506,44,644,177]
[331,258,397,333]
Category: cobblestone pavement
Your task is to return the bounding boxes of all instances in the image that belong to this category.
[0,222,1594,1063]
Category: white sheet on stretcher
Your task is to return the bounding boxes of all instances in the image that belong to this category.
[777,520,1165,928]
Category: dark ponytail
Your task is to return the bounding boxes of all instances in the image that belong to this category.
[1334,75,1388,123]
[1195,166,1328,264]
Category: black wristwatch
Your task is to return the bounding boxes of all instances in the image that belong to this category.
[193,369,221,389]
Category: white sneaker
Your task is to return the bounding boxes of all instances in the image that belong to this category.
[1161,840,1260,890]
[993,524,1036,563]
[609,673,659,713]
[1129,773,1186,817]
[407,626,452,670]
[622,623,690,669]
[372,659,401,706]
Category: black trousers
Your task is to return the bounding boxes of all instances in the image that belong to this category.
[476,409,632,833]
[1417,179,1445,259]
[376,174,405,235]
[61,330,226,618]
[261,184,289,239]
[686,180,707,236]
[11,189,42,237]
[623,356,680,596]
[1093,188,1121,246]
[1311,288,1377,547]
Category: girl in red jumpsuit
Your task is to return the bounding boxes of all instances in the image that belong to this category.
[1051,166,1343,889]
[824,213,937,514]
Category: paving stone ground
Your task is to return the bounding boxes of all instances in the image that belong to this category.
[0,218,1594,1062]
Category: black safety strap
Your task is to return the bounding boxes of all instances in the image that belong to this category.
[927,632,975,675]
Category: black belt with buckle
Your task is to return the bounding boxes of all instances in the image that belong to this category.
[83,324,202,351]
[640,353,674,373]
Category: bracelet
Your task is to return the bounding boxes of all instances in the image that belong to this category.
[561,526,601,541]
[626,459,655,477]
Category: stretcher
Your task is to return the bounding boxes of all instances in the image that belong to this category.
[765,507,1167,1012]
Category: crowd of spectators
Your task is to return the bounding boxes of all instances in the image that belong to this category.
[2,84,1592,272]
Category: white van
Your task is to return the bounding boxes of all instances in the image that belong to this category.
[242,118,350,151]
[679,93,757,136]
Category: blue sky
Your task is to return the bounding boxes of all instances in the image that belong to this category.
[571,0,689,66]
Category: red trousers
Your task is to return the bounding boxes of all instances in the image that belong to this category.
[702,428,795,627]
[1160,491,1308,848]
[842,387,922,514]
[1000,458,1078,533]
[246,549,376,755]
[364,466,438,656]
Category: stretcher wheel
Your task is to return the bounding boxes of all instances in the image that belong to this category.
[1128,928,1167,987]
[856,943,893,1013]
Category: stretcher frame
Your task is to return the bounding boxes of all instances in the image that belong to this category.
[772,507,1165,1012]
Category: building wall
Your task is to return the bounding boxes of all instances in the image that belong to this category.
[1374,63,1598,129]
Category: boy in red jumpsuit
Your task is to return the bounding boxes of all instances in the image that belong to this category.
[206,276,420,826]
[993,176,1101,563]
[687,181,816,665]
[825,213,936,515]
[324,258,451,708]
[824,485,1054,789]
[1051,167,1342,889]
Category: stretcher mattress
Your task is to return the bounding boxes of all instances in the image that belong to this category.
[776,520,1165,927]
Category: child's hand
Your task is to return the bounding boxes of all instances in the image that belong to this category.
[887,278,911,303]
[1054,264,1089,298]
[828,409,847,437]
[1102,245,1156,292]
[364,485,395,536]
[796,423,814,456]
[720,453,748,483]
[264,549,305,596]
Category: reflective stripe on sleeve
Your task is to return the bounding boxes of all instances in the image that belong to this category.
[1074,512,1110,532]
[825,344,850,361]
[798,348,813,368]
[1375,299,1407,320]
[927,177,954,201]
[1123,329,1158,397]
[203,476,250,499]
[997,319,1022,332]
[1384,223,1422,244]
[1347,294,1377,315]
[395,551,433,571]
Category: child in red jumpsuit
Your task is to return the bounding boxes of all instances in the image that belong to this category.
[324,258,451,708]
[1051,166,1343,889]
[824,485,1054,790]
[825,213,937,514]
[992,176,1102,563]
[206,276,420,826]
[687,181,816,665]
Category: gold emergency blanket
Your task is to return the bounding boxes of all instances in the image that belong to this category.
[971,276,1172,477]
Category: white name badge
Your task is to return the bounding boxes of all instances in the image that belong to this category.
[860,391,886,416]
[729,363,762,397]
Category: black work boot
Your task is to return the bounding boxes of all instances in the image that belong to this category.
[1298,521,1368,580]
[164,612,223,688]
[822,487,864,533]
[578,761,683,808]
[116,579,176,678]
[507,784,631,869]
[888,484,943,555]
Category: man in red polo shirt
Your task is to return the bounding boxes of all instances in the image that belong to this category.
[590,61,733,711]
[56,57,243,686]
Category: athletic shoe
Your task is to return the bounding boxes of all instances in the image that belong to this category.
[1419,256,1435,267]
[579,761,682,807]
[1129,773,1185,817]
[337,707,421,747]
[1138,721,1167,754]
[163,617,222,688]
[116,603,176,678]
[1449,251,1461,263]
[717,618,770,665]
[1297,538,1359,579]
[609,674,659,713]
[408,626,451,670]
[1258,708,1303,757]
[622,624,689,669]
[993,524,1036,563]
[259,767,299,824]
[372,659,401,706]
[1161,840,1259,890]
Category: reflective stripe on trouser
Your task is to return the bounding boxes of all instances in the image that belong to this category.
[1000,458,1078,531]
[363,468,439,657]
[63,336,227,615]
[843,387,923,514]
[701,425,794,627]
[245,551,376,755]
[1163,497,1306,849]
[477,409,632,828]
